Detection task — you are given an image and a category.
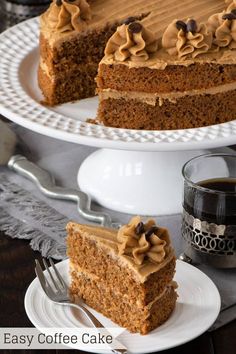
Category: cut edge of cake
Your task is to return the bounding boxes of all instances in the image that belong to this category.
[38,0,148,106]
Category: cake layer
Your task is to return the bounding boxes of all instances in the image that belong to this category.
[97,62,236,94]
[70,267,177,335]
[97,88,236,130]
[39,23,120,68]
[38,63,98,105]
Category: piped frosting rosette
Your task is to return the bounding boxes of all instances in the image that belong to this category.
[162,18,213,59]
[208,9,236,48]
[104,20,158,63]
[41,0,91,33]
[117,216,171,266]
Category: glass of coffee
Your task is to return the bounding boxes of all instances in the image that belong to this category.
[181,153,236,268]
[0,0,50,30]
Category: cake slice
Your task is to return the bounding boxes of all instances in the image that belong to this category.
[67,216,177,335]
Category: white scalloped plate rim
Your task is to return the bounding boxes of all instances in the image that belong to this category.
[0,17,236,152]
[24,259,221,354]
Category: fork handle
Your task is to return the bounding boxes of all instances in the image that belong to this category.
[69,302,105,328]
[67,303,127,354]
[8,154,113,227]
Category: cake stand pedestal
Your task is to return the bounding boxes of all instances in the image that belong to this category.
[78,149,205,215]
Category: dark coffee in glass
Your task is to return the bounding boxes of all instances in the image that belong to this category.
[182,153,236,268]
[184,177,236,225]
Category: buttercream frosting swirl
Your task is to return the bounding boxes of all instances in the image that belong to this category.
[208,11,236,48]
[117,216,171,265]
[162,19,213,59]
[40,0,91,33]
[104,22,158,62]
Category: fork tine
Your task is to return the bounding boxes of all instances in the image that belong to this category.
[35,259,54,297]
[49,258,67,289]
[35,260,46,286]
[42,258,61,291]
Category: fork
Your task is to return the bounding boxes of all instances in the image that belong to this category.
[35,258,127,354]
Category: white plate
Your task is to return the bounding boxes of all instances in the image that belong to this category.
[24,259,221,354]
[0,18,236,152]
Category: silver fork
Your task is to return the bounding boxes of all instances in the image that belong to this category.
[35,258,127,354]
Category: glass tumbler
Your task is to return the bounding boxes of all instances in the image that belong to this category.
[0,0,50,30]
[181,153,236,268]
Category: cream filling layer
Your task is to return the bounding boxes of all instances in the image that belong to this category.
[70,261,177,311]
[39,59,53,80]
[98,81,236,106]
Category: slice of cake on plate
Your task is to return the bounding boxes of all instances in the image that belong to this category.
[67,216,177,335]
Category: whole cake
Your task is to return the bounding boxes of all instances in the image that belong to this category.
[39,0,236,130]
[67,216,177,335]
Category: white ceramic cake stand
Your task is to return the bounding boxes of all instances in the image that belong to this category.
[1,18,236,215]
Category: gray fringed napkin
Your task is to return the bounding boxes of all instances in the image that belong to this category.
[0,124,236,331]
[0,174,67,259]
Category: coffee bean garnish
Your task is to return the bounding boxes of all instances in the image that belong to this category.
[186,19,197,34]
[145,226,158,239]
[222,12,236,20]
[176,20,187,32]
[135,222,145,235]
[56,0,62,6]
[128,22,143,34]
[123,17,136,25]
